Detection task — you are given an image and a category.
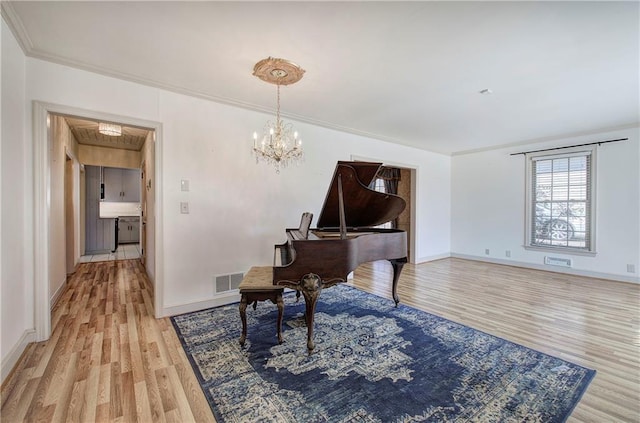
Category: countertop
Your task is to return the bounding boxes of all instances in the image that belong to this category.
[99,201,141,219]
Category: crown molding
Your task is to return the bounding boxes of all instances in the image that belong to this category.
[451,123,640,157]
[1,2,34,54]
[1,4,437,155]
[19,46,440,157]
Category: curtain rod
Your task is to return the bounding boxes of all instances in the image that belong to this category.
[510,138,628,156]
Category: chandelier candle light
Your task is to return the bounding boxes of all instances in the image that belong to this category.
[252,57,305,173]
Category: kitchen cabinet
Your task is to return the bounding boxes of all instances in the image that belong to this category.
[104,167,140,202]
[85,165,116,253]
[130,219,140,243]
[118,217,140,244]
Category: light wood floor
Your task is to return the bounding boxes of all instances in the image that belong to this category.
[353,259,640,423]
[1,260,215,423]
[2,258,639,422]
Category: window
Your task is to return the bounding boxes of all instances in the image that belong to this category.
[372,178,392,229]
[526,147,596,253]
[373,177,386,194]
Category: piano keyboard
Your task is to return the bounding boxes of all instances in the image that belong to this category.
[273,244,292,267]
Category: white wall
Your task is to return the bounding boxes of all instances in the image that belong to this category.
[3,32,450,354]
[1,18,34,381]
[157,89,451,310]
[451,127,640,282]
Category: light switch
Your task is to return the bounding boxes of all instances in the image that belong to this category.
[181,179,190,192]
[180,202,189,214]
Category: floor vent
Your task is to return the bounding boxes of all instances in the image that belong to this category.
[544,256,572,268]
[215,272,244,293]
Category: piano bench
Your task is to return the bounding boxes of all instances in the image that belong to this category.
[238,266,284,346]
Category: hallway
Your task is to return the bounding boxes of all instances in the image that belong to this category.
[0,260,214,422]
[79,243,141,263]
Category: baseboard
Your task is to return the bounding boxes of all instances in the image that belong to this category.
[1,329,36,384]
[451,253,640,284]
[164,253,449,317]
[163,290,240,317]
[415,252,451,264]
[162,252,637,317]
[50,278,67,309]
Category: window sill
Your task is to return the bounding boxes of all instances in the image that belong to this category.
[524,245,597,257]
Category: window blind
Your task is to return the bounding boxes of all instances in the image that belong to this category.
[529,150,593,250]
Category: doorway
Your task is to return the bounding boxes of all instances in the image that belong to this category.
[80,165,142,262]
[64,154,75,274]
[140,162,147,265]
[352,155,417,264]
[33,101,163,341]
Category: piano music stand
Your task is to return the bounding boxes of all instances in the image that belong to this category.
[238,266,284,346]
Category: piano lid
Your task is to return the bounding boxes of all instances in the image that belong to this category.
[316,161,406,229]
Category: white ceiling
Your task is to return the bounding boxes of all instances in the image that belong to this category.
[3,1,638,155]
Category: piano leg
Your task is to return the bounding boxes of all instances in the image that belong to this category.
[299,273,322,354]
[389,258,407,307]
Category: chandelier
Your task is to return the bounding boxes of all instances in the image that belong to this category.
[252,57,305,173]
[98,122,122,137]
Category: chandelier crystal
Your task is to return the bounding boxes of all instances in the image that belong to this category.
[251,57,305,173]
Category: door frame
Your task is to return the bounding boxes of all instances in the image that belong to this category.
[64,152,75,274]
[350,154,418,264]
[33,101,164,341]
[140,160,147,265]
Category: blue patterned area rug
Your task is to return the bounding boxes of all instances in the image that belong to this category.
[171,284,595,422]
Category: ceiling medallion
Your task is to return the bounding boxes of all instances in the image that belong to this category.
[252,57,305,86]
[251,57,306,173]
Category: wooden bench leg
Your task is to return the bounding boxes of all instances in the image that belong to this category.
[276,292,284,344]
[239,293,248,346]
[239,290,284,346]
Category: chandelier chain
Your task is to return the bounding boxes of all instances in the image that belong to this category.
[276,83,281,134]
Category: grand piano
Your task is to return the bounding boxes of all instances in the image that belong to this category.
[273,161,408,352]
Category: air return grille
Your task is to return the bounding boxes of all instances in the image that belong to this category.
[215,272,244,293]
[544,256,572,268]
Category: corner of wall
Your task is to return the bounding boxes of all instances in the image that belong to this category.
[415,252,452,264]
[1,329,36,384]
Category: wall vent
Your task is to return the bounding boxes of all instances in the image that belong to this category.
[544,256,572,268]
[215,272,244,293]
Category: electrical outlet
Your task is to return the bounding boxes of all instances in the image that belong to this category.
[627,264,636,273]
[180,202,189,214]
[485,249,490,255]
[505,250,511,258]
